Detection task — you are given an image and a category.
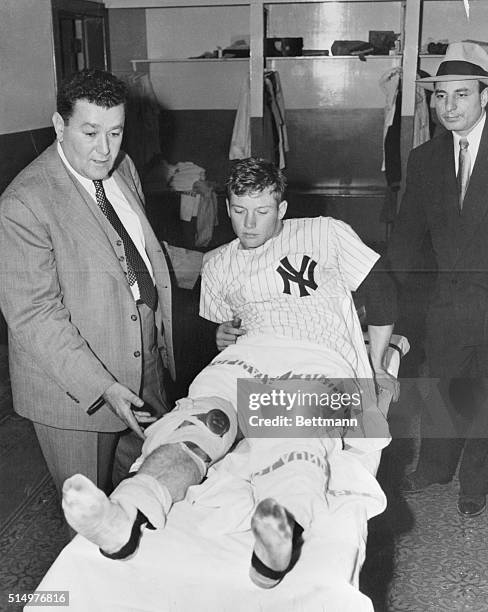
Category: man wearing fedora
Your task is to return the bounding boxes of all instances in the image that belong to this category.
[386,41,488,517]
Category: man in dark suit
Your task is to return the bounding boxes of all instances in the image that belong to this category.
[386,41,488,516]
[0,69,175,499]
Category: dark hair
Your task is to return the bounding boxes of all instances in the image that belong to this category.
[57,69,128,121]
[227,157,287,203]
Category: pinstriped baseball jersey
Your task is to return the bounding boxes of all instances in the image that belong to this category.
[200,217,379,375]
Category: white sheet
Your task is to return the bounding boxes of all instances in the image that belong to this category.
[34,335,409,612]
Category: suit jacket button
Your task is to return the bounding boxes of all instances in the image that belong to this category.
[119,255,125,261]
[116,240,122,246]
[134,350,141,357]
[131,314,138,321]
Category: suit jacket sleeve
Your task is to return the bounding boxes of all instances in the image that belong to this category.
[385,148,429,280]
[0,189,116,407]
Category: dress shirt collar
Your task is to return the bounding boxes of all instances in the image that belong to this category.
[57,141,98,197]
[452,111,486,164]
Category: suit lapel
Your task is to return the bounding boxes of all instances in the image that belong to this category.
[113,166,169,288]
[113,162,173,362]
[460,119,488,218]
[452,119,488,267]
[45,144,171,322]
[44,144,132,285]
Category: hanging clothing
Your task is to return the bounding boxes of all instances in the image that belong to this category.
[379,67,433,181]
[167,162,218,246]
[229,76,251,160]
[413,77,431,149]
[229,70,289,169]
[379,67,402,178]
[193,180,218,248]
[380,67,402,188]
[169,161,205,192]
[179,193,200,222]
[123,73,162,173]
[264,71,289,169]
[168,161,204,222]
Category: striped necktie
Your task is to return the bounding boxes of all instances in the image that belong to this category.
[457,138,471,211]
[93,180,157,310]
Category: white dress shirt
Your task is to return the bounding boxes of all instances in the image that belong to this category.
[452,111,486,174]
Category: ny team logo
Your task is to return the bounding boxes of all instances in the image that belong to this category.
[276,255,318,297]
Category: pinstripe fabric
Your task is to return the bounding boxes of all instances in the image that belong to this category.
[200,217,379,377]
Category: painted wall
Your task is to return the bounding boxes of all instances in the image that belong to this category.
[421,1,488,48]
[0,0,58,197]
[420,0,488,77]
[109,7,148,75]
[267,1,401,52]
[267,56,401,110]
[0,0,56,134]
[150,60,248,110]
[146,5,249,60]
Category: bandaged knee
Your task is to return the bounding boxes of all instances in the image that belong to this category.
[140,396,238,478]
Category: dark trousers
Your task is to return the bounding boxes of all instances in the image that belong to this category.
[416,340,488,497]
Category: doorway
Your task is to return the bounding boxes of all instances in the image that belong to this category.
[51,0,110,85]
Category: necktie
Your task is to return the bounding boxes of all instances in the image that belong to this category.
[457,138,471,211]
[93,180,157,310]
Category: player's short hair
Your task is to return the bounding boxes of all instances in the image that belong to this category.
[57,69,128,121]
[227,157,287,204]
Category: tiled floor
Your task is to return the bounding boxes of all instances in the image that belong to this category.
[0,346,69,612]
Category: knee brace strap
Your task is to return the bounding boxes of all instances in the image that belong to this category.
[110,473,172,530]
[142,397,237,467]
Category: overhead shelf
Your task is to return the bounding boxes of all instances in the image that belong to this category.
[130,57,248,69]
[130,55,403,69]
[268,54,403,59]
[107,0,405,7]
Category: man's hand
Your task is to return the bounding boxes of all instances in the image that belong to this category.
[216,321,246,351]
[102,382,153,439]
[373,367,400,402]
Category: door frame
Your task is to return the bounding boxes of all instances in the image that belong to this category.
[51,0,110,86]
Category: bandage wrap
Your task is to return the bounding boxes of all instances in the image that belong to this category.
[110,473,172,530]
[141,396,238,476]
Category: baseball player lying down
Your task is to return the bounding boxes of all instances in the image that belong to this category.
[63,157,399,589]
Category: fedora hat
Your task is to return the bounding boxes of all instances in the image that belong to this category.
[417,41,488,90]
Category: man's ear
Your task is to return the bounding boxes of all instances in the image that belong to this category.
[226,198,231,217]
[52,112,65,142]
[481,86,488,110]
[278,199,288,219]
